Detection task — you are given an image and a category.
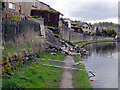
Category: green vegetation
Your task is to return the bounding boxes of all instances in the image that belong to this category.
[102,29,117,37]
[54,34,62,40]
[47,26,59,30]
[10,15,21,21]
[3,42,31,56]
[73,55,82,63]
[72,55,92,88]
[95,29,117,37]
[2,52,66,88]
[27,18,35,21]
[38,51,66,61]
[73,41,87,45]
[31,9,60,14]
[0,1,5,10]
[73,39,116,47]
[95,30,102,36]
[93,22,117,27]
[71,20,82,23]
[32,15,39,18]
[71,26,83,33]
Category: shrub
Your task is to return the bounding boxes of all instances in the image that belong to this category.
[71,26,83,33]
[0,1,5,10]
[10,15,21,21]
[27,18,34,21]
[54,34,62,40]
[47,26,59,30]
[96,30,102,36]
[33,15,39,18]
[101,29,117,37]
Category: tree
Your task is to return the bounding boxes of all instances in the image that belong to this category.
[0,1,5,10]
[111,29,117,37]
[96,30,102,36]
[101,29,117,37]
[102,30,107,36]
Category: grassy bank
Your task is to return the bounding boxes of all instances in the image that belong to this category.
[3,42,31,56]
[73,39,116,48]
[72,55,92,88]
[2,52,66,89]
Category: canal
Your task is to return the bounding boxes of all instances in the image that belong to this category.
[82,42,118,88]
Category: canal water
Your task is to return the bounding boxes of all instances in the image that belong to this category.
[82,42,118,88]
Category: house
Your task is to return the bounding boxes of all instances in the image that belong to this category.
[71,22,96,34]
[2,0,51,18]
[2,0,63,27]
[31,9,62,27]
[71,23,78,26]
[63,18,71,28]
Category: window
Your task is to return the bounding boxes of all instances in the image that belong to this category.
[8,2,15,10]
[32,1,36,7]
[18,5,21,13]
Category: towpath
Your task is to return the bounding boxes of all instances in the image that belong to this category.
[59,55,74,88]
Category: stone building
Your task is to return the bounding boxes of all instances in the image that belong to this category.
[2,0,63,27]
[2,0,58,18]
[63,18,71,28]
[71,22,96,34]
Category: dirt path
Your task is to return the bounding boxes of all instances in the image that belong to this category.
[59,55,74,88]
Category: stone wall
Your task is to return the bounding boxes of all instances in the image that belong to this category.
[59,24,70,41]
[59,25,113,42]
[2,17,45,42]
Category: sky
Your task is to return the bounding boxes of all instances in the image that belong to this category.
[39,0,119,24]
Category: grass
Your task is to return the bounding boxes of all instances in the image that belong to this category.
[3,45,19,56]
[2,52,66,89]
[73,55,82,63]
[3,42,31,56]
[38,51,66,61]
[73,39,115,48]
[72,55,92,88]
[73,41,87,45]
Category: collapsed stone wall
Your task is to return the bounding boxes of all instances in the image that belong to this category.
[46,28,88,56]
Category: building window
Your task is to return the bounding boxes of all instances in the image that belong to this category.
[18,5,22,13]
[8,2,15,10]
[48,13,50,21]
[32,1,37,7]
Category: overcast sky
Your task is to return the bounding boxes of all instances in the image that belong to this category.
[39,0,119,24]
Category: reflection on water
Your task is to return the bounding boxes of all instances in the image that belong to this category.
[82,42,118,88]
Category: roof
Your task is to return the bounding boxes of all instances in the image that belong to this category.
[77,22,93,28]
[36,0,50,7]
[77,22,86,27]
[71,23,78,26]
[97,26,118,32]
[50,7,64,16]
[36,0,63,16]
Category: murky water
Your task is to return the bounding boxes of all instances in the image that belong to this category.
[82,42,118,88]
